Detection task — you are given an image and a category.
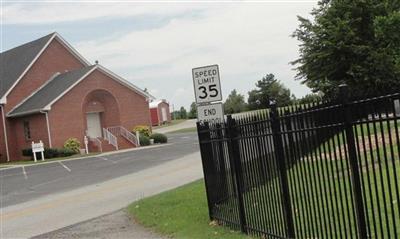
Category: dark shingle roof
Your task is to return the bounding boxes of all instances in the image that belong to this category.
[0,33,55,99]
[8,65,96,117]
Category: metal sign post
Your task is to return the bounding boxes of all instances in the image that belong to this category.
[192,64,224,123]
[84,136,89,154]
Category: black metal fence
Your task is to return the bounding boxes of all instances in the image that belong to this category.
[197,88,400,238]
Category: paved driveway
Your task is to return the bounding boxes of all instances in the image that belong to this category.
[1,132,202,238]
[153,119,196,134]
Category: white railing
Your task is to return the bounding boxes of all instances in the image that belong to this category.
[88,136,102,152]
[103,128,118,150]
[108,126,140,147]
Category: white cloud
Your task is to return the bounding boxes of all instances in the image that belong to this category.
[4,1,317,109]
[2,2,205,25]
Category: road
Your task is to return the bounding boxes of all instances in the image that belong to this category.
[0,131,202,238]
[153,119,196,134]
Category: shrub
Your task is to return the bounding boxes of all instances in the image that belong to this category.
[133,125,150,137]
[139,135,150,146]
[22,148,33,157]
[64,138,81,153]
[58,148,76,157]
[21,147,77,160]
[150,133,168,144]
[44,148,58,158]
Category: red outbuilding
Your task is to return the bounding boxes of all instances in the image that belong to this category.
[0,32,154,162]
[149,100,171,126]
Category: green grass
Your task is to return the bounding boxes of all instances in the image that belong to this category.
[128,180,252,239]
[2,152,100,166]
[153,119,187,130]
[128,119,399,238]
[210,120,400,237]
[168,127,197,134]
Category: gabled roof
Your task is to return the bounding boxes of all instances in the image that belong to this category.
[0,32,90,103]
[7,66,97,117]
[149,99,169,108]
[7,65,154,118]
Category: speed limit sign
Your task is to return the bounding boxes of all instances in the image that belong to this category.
[192,65,222,104]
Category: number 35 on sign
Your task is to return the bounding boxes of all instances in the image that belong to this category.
[192,65,222,104]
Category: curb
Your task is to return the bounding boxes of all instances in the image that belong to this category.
[0,143,172,171]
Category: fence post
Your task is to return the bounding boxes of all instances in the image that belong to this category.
[196,121,215,220]
[216,123,228,197]
[339,84,368,238]
[226,115,248,233]
[270,103,296,238]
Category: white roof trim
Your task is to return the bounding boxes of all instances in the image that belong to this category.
[43,65,154,109]
[8,64,154,117]
[6,108,45,118]
[43,66,98,111]
[1,32,90,104]
[53,33,90,66]
[6,72,60,116]
[96,65,155,100]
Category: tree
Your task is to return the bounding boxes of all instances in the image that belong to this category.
[188,102,197,119]
[179,106,187,119]
[224,89,247,114]
[298,93,323,105]
[248,74,293,109]
[292,0,400,99]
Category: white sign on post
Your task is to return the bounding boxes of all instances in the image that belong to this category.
[197,103,224,123]
[32,140,45,162]
[192,65,222,104]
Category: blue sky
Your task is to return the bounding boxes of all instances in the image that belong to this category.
[2,1,317,110]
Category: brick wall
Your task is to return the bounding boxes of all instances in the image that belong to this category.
[4,38,86,161]
[48,69,150,149]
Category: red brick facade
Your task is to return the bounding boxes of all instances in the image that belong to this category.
[0,35,151,162]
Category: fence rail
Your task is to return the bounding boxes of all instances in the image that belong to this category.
[107,126,140,147]
[197,89,400,238]
[103,128,118,150]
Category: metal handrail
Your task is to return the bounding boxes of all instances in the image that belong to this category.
[103,128,118,150]
[107,126,140,147]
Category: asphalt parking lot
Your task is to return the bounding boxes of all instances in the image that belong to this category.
[0,132,199,208]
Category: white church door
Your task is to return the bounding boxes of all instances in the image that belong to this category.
[87,112,102,138]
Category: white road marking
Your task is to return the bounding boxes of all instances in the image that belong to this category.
[97,156,116,164]
[22,166,27,180]
[181,136,190,139]
[58,161,71,172]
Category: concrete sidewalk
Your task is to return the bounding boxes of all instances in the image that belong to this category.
[153,119,196,134]
[1,152,202,238]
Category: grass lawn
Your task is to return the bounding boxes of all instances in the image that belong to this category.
[128,180,252,239]
[1,152,100,166]
[153,119,187,130]
[210,119,400,237]
[168,127,197,134]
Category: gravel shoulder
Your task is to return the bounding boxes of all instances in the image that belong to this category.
[32,210,165,239]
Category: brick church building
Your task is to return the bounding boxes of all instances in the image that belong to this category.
[0,32,153,162]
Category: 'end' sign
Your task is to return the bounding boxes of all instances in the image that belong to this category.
[192,65,222,104]
[197,103,224,123]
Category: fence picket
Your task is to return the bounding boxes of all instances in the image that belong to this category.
[197,91,400,238]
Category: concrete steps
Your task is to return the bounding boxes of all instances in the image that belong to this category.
[88,136,136,153]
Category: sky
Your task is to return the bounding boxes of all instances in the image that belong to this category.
[1,0,318,110]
